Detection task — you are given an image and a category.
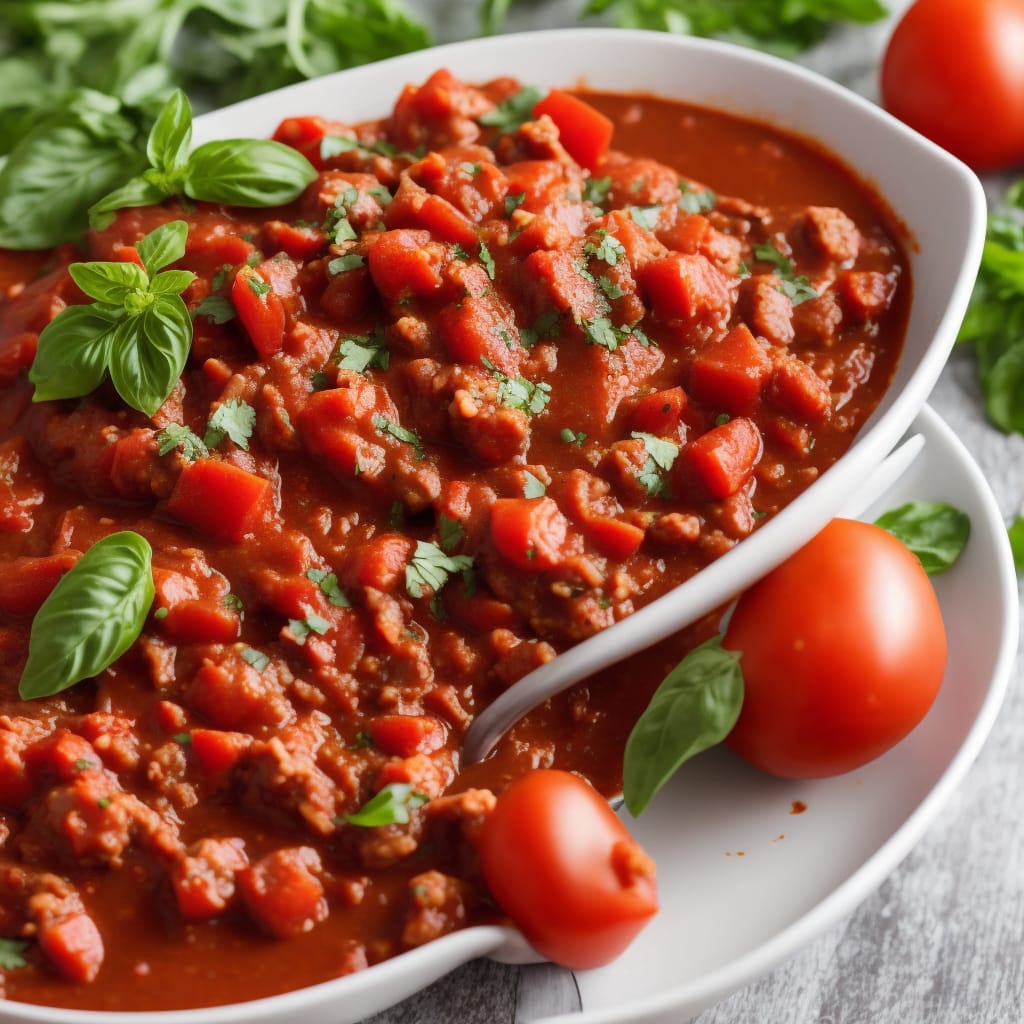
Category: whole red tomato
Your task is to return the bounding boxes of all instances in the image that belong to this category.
[880,0,1024,171]
[723,518,947,779]
[477,769,657,969]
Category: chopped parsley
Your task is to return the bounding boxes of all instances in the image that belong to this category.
[561,427,587,447]
[327,253,365,275]
[752,241,819,305]
[372,413,425,459]
[628,204,662,230]
[678,184,717,214]
[481,357,551,415]
[523,471,547,498]
[583,175,612,208]
[583,315,628,351]
[505,192,526,216]
[584,230,626,267]
[306,567,350,608]
[245,274,271,297]
[438,514,464,554]
[322,186,360,244]
[334,328,389,373]
[241,647,269,672]
[598,274,626,300]
[156,422,208,461]
[223,593,244,610]
[204,399,256,451]
[461,161,482,175]
[340,783,428,827]
[520,309,561,348]
[479,85,545,133]
[632,430,679,497]
[288,613,331,644]
[405,540,473,600]
[479,240,496,280]
[191,294,236,324]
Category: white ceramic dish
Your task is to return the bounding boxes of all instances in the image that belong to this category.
[0,28,996,1024]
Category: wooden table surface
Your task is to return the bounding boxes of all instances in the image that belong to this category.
[367,3,1024,1021]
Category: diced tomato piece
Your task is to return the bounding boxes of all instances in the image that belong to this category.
[629,387,687,437]
[172,837,249,920]
[232,264,286,359]
[681,417,763,500]
[580,515,645,561]
[238,847,327,939]
[165,459,274,544]
[0,551,80,615]
[490,497,569,572]
[37,910,104,984]
[369,715,446,758]
[262,220,326,262]
[272,115,328,149]
[346,534,416,592]
[186,227,256,267]
[374,752,448,799]
[533,90,614,171]
[769,355,832,423]
[189,728,253,782]
[26,730,101,781]
[639,253,732,332]
[437,293,521,376]
[688,324,773,415]
[385,177,479,248]
[366,229,445,303]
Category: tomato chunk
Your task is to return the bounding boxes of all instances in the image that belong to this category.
[533,90,614,171]
[489,497,569,571]
[165,459,275,544]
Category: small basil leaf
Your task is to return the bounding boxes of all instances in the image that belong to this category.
[341,783,428,827]
[874,501,971,575]
[108,295,192,417]
[623,635,743,817]
[150,269,196,295]
[0,113,146,249]
[69,260,149,305]
[89,175,169,230]
[136,219,188,275]
[29,304,120,402]
[19,532,155,700]
[146,89,192,174]
[184,139,317,207]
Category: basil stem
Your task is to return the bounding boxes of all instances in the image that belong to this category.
[622,635,744,817]
[19,532,155,701]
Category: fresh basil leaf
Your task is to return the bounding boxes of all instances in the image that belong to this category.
[19,532,155,700]
[108,296,192,416]
[0,112,146,248]
[341,783,428,827]
[150,269,196,295]
[137,219,189,275]
[184,139,317,206]
[29,305,120,403]
[146,88,192,174]
[623,635,743,817]
[88,175,169,230]
[69,260,149,306]
[874,501,971,575]
[1008,516,1024,574]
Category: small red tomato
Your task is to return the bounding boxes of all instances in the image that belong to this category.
[477,769,657,970]
[880,0,1024,171]
[723,518,947,779]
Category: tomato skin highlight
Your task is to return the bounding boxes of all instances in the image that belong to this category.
[723,519,947,779]
[880,0,1024,171]
[477,769,657,970]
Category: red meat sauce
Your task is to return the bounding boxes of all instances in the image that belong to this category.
[0,70,908,1010]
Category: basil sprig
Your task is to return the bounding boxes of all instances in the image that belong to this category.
[29,220,195,417]
[623,636,743,817]
[340,783,428,827]
[89,89,317,228]
[19,532,155,701]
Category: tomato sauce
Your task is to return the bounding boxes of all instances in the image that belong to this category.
[0,71,908,1010]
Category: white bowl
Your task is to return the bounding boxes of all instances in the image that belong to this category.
[4,27,994,1024]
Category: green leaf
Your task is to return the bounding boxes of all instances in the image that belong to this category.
[341,783,428,827]
[29,304,120,403]
[523,471,547,498]
[438,514,464,553]
[631,430,679,496]
[69,260,149,306]
[192,295,236,324]
[874,501,970,575]
[752,241,818,305]
[623,635,743,817]
[151,269,196,295]
[306,567,350,608]
[184,139,317,206]
[1008,516,1024,574]
[88,175,169,230]
[19,532,154,700]
[108,295,192,416]
[204,399,256,450]
[137,219,189,275]
[0,938,29,970]
[405,540,474,600]
[372,413,425,458]
[156,422,208,461]
[479,86,545,133]
[146,89,192,174]
[334,330,389,373]
[0,110,146,249]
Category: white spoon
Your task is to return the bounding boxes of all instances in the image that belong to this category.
[462,433,927,765]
